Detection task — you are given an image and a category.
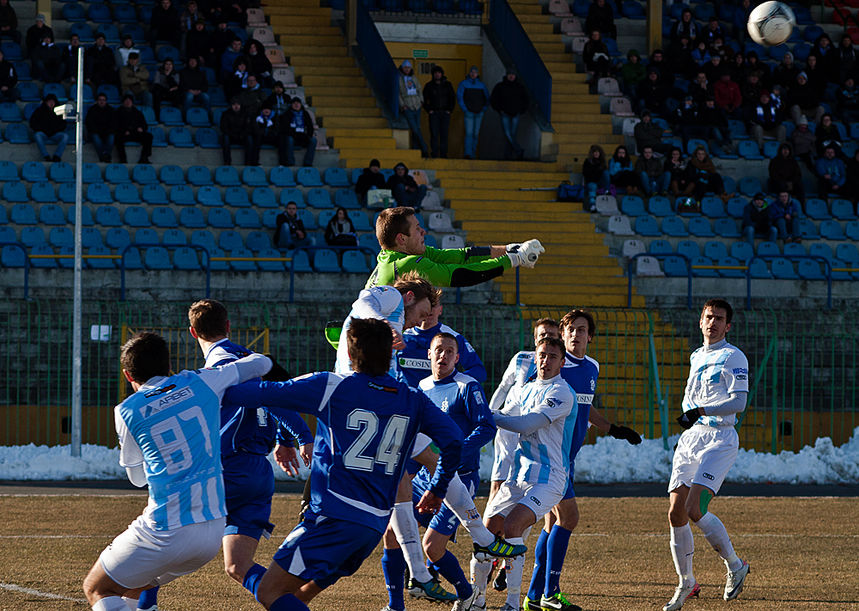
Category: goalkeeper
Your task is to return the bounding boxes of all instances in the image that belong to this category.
[366,206,544,288]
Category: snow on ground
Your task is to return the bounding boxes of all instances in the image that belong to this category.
[1,427,857,485]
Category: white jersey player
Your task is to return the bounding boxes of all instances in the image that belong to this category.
[664,299,750,611]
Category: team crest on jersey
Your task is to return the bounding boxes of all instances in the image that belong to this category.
[441,398,449,412]
[473,390,484,405]
[256,407,268,427]
[590,378,596,391]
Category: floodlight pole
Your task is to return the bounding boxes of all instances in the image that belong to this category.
[71,47,83,458]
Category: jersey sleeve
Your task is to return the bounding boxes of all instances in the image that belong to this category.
[416,394,463,499]
[115,407,143,469]
[460,381,496,460]
[403,250,511,287]
[197,353,271,400]
[457,336,487,383]
[223,372,337,418]
[723,350,750,395]
[531,386,575,424]
[273,411,315,446]
[351,287,405,334]
[489,353,521,412]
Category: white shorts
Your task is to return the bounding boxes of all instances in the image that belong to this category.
[484,477,566,523]
[668,425,739,495]
[99,514,226,589]
[410,433,433,459]
[490,429,518,482]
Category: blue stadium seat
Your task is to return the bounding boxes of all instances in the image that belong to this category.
[688,217,715,237]
[1,244,26,268]
[156,45,181,63]
[173,246,201,270]
[159,106,183,126]
[762,140,781,159]
[280,188,305,207]
[21,161,47,182]
[229,248,257,272]
[115,183,141,204]
[634,215,660,236]
[96,84,120,104]
[703,241,728,260]
[256,248,285,271]
[89,3,112,22]
[270,166,296,187]
[700,196,726,218]
[207,208,233,228]
[4,182,29,204]
[798,218,819,239]
[83,163,103,183]
[46,161,74,184]
[224,186,250,207]
[313,248,341,272]
[151,207,178,228]
[218,230,244,251]
[38,204,65,225]
[783,242,806,257]
[235,209,262,228]
[820,220,846,240]
[179,207,205,228]
[737,177,762,197]
[132,164,158,185]
[252,187,277,208]
[190,230,217,253]
[663,255,688,277]
[621,195,646,216]
[846,221,859,241]
[307,188,333,208]
[246,231,272,252]
[195,128,220,149]
[10,202,36,223]
[134,227,160,245]
[691,256,718,277]
[214,166,241,186]
[770,257,798,279]
[144,246,172,270]
[197,186,223,206]
[87,183,112,204]
[81,227,103,248]
[16,81,39,102]
[114,5,138,23]
[87,246,115,269]
[299,209,317,230]
[804,198,831,220]
[201,247,229,271]
[0,227,16,242]
[0,102,21,123]
[797,259,826,280]
[43,83,67,103]
[48,227,73,248]
[676,240,700,260]
[347,210,372,232]
[4,123,30,143]
[296,167,323,187]
[159,165,185,185]
[188,165,213,186]
[186,107,210,127]
[162,228,186,246]
[757,241,780,257]
[647,195,672,217]
[0,160,17,181]
[71,84,94,104]
[170,184,195,206]
[140,106,159,127]
[324,167,350,187]
[334,189,360,209]
[717,256,745,278]
[20,226,46,246]
[830,199,857,221]
[106,227,131,250]
[350,168,364,185]
[341,249,370,273]
[242,166,267,187]
[809,242,833,264]
[748,258,771,278]
[143,184,169,205]
[686,139,708,156]
[262,209,278,229]
[124,206,150,227]
[32,182,57,204]
[95,205,122,227]
[29,244,57,269]
[714,217,741,238]
[62,2,86,20]
[662,215,688,237]
[648,239,672,254]
[168,127,194,148]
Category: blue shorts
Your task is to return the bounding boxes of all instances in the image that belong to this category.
[412,470,479,539]
[561,463,576,500]
[273,516,381,590]
[223,453,275,540]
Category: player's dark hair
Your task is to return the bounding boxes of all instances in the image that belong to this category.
[347,318,393,377]
[560,309,596,337]
[121,332,170,383]
[430,331,459,352]
[534,317,559,332]
[376,206,416,250]
[188,299,229,341]
[393,271,440,307]
[535,336,565,355]
[703,298,733,324]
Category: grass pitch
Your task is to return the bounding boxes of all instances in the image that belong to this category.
[1,491,857,610]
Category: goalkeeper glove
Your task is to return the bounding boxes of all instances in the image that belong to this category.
[609,424,642,445]
[518,239,545,266]
[676,409,700,430]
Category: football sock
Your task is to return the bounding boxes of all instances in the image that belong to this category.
[92,597,128,611]
[545,525,572,597]
[242,563,266,600]
[670,523,695,586]
[443,478,494,548]
[137,587,158,609]
[504,539,526,609]
[381,547,407,610]
[269,593,310,611]
[695,512,741,569]
[430,551,472,599]
[471,554,494,596]
[390,502,432,582]
[526,528,549,601]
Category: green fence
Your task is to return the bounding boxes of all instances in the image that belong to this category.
[0,300,855,453]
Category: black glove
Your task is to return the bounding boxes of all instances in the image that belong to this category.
[262,354,291,382]
[676,410,699,430]
[609,424,642,445]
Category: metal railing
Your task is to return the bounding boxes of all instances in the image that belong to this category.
[354,2,400,119]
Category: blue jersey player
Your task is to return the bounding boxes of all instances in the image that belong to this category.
[82,332,272,611]
[222,318,464,611]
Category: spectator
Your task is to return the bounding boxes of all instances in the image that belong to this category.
[768,143,805,203]
[0,0,21,45]
[690,42,711,73]
[648,48,674,88]
[186,19,212,66]
[219,98,252,166]
[25,14,52,57]
[843,148,859,207]
[837,76,859,123]
[245,39,272,87]
[114,94,153,164]
[618,49,646,97]
[728,52,748,85]
[283,96,316,167]
[355,158,387,202]
[665,147,694,197]
[636,145,668,196]
[733,0,754,43]
[748,90,785,150]
[85,93,115,162]
[180,0,203,32]
[250,105,286,166]
[702,55,724,85]
[740,71,764,108]
[698,97,732,155]
[423,64,456,159]
[211,20,236,69]
[803,54,825,93]
[772,52,800,93]
[225,58,250,101]
[0,48,17,101]
[742,193,777,243]
[669,35,697,80]
[397,60,428,157]
[324,207,358,248]
[32,34,63,83]
[791,115,816,170]
[714,70,743,119]
[207,0,246,27]
[152,59,182,121]
[457,65,490,159]
[837,34,857,85]
[582,30,611,83]
[688,145,726,200]
[698,16,724,48]
[119,52,153,108]
[788,72,825,126]
[582,144,609,210]
[670,9,698,43]
[746,52,771,89]
[116,34,140,67]
[689,71,713,106]
[636,68,668,115]
[220,37,244,81]
[815,144,846,195]
[633,110,671,155]
[815,113,842,157]
[769,190,802,243]
[150,0,182,49]
[387,162,427,208]
[490,69,529,160]
[812,34,838,85]
[673,95,702,150]
[265,81,291,117]
[61,34,82,82]
[85,33,118,88]
[29,93,68,161]
[274,201,311,250]
[236,73,266,119]
[608,145,640,194]
[180,55,211,120]
[585,0,616,40]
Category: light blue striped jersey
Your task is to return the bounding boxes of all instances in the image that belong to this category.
[335,286,405,376]
[682,338,749,427]
[115,365,240,530]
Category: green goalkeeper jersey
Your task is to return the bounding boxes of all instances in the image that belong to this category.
[366,246,512,288]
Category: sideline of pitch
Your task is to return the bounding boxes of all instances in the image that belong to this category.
[0,581,88,603]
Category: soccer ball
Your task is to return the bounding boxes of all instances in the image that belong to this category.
[747,1,796,46]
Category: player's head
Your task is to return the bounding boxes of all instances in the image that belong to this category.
[700,298,733,344]
[429,332,459,379]
[121,332,170,387]
[420,290,443,330]
[533,317,559,345]
[560,309,595,358]
[346,318,393,377]
[394,271,439,330]
[376,207,426,255]
[187,299,229,342]
[534,337,565,380]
